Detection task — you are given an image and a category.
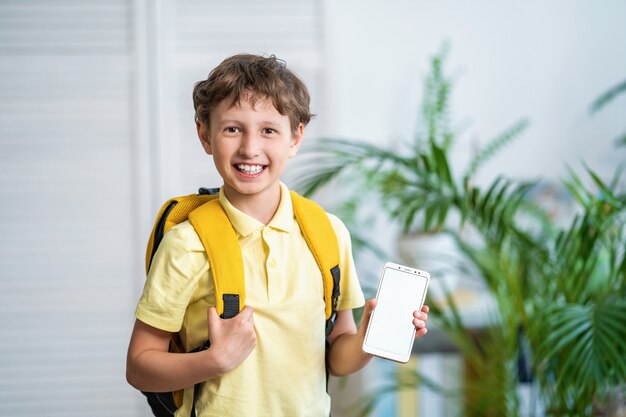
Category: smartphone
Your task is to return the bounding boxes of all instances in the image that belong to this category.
[362,262,430,363]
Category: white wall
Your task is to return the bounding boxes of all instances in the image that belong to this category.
[323,0,626,184]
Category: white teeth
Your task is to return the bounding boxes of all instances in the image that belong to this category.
[236,164,264,174]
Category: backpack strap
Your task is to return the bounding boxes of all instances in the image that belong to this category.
[143,190,220,415]
[290,191,341,335]
[188,199,245,319]
[145,193,217,273]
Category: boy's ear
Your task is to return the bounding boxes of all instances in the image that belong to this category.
[288,123,304,158]
[196,120,212,155]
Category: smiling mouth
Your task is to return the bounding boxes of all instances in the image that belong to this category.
[234,164,266,175]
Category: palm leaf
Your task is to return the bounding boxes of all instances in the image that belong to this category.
[465,118,530,177]
[529,298,626,411]
[590,78,626,113]
[291,138,407,196]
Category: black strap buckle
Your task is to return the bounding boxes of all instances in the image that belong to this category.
[330,266,340,310]
[222,294,240,319]
[325,310,337,336]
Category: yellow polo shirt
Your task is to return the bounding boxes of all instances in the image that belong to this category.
[136,183,365,417]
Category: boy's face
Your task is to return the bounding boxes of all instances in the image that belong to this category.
[197,96,303,207]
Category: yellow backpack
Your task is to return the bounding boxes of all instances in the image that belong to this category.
[142,188,341,417]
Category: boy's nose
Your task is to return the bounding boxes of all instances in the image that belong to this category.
[238,133,261,157]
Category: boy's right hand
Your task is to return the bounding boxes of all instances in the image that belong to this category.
[207,306,256,374]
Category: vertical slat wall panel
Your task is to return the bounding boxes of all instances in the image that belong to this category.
[0,1,142,415]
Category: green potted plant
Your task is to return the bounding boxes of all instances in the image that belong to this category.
[291,44,532,416]
[292,43,529,312]
[291,46,626,416]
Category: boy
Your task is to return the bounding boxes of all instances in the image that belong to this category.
[126,54,429,416]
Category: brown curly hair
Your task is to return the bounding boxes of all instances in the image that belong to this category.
[192,54,313,133]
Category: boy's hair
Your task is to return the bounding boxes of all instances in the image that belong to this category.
[193,54,313,133]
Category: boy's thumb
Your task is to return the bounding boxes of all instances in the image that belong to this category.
[360,299,377,331]
[207,306,219,321]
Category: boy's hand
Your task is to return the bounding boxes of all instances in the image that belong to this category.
[356,299,377,339]
[413,305,429,339]
[207,306,256,374]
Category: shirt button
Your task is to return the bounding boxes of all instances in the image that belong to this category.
[268,258,277,269]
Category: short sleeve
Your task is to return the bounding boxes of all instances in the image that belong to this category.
[326,213,365,311]
[135,221,209,332]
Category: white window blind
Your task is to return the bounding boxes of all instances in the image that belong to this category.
[0,0,144,415]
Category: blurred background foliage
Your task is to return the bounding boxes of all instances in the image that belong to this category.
[293,46,626,416]
[591,77,626,148]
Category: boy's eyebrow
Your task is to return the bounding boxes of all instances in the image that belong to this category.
[216,118,283,127]
[259,120,282,127]
[216,119,242,125]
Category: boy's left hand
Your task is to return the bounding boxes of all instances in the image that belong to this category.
[413,304,429,339]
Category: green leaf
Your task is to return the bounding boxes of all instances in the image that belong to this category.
[590,78,626,113]
[432,144,454,187]
[530,299,626,399]
[423,204,437,232]
[466,118,530,177]
[436,200,450,229]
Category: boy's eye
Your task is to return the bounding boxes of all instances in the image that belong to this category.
[225,127,240,134]
[262,128,276,135]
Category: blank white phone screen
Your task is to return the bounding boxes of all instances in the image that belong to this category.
[367,267,428,356]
